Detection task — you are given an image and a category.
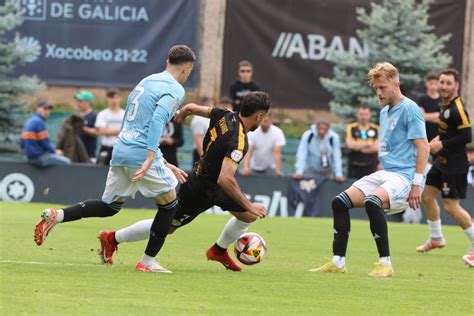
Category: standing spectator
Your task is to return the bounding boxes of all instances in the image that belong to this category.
[229,60,261,112]
[190,96,212,165]
[95,88,125,165]
[293,120,345,182]
[160,121,184,167]
[346,105,379,179]
[419,73,441,142]
[241,114,286,176]
[21,100,70,167]
[75,90,98,162]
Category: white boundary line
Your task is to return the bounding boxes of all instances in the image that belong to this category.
[0,260,101,267]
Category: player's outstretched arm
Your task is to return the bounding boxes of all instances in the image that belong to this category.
[175,103,212,123]
[218,158,266,218]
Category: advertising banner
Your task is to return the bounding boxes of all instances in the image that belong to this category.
[11,0,200,88]
[1,161,472,225]
[222,0,466,108]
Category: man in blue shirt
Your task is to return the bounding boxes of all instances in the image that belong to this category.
[311,62,430,277]
[33,45,196,273]
[293,120,345,182]
[21,100,70,167]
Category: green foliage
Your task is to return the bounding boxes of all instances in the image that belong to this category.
[321,0,452,125]
[0,0,44,150]
[1,201,472,314]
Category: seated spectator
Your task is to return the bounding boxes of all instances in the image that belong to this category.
[74,90,98,162]
[160,121,184,167]
[346,105,379,179]
[56,114,89,163]
[229,60,261,112]
[292,120,345,182]
[95,88,125,165]
[418,73,441,142]
[190,96,213,165]
[21,100,70,167]
[241,114,286,176]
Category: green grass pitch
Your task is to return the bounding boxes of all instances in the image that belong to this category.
[0,201,472,315]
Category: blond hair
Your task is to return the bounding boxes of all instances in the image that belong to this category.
[367,62,399,86]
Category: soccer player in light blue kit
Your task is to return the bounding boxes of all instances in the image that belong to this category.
[311,62,430,277]
[34,45,195,273]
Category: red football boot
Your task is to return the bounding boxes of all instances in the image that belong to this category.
[34,208,58,246]
[98,231,118,265]
[206,244,241,272]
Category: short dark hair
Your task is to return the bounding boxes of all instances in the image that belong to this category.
[168,45,196,65]
[106,88,120,98]
[219,96,233,105]
[239,91,271,117]
[425,73,439,81]
[439,68,460,83]
[199,96,213,107]
[357,104,370,111]
[239,60,253,69]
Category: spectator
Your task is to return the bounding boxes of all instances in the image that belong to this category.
[95,88,125,165]
[190,96,213,165]
[293,120,345,182]
[241,114,286,176]
[419,73,441,141]
[20,100,70,167]
[346,105,379,179]
[219,96,233,111]
[229,60,261,112]
[56,114,89,163]
[75,90,98,162]
[160,121,184,167]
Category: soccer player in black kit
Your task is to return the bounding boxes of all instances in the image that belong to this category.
[97,92,271,272]
[416,69,474,267]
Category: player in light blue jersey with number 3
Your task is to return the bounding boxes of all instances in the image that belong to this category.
[312,63,430,277]
[34,45,195,273]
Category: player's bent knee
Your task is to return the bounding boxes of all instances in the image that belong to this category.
[168,226,177,235]
[421,193,432,205]
[442,199,459,214]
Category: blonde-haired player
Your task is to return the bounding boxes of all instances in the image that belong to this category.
[311,62,430,277]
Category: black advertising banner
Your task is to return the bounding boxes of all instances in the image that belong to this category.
[12,0,200,88]
[222,0,466,109]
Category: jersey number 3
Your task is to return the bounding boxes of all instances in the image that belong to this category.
[127,86,145,122]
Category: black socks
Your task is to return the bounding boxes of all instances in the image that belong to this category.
[365,195,390,257]
[332,192,352,257]
[144,200,179,257]
[62,200,123,222]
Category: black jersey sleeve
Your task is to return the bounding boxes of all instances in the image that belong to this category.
[224,123,248,164]
[209,108,230,126]
[442,127,472,150]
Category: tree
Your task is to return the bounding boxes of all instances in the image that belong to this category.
[321,0,452,126]
[0,0,44,151]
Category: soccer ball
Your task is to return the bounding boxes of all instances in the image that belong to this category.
[234,232,267,265]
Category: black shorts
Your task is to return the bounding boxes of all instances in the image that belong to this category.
[426,164,467,199]
[348,163,377,179]
[171,174,246,228]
